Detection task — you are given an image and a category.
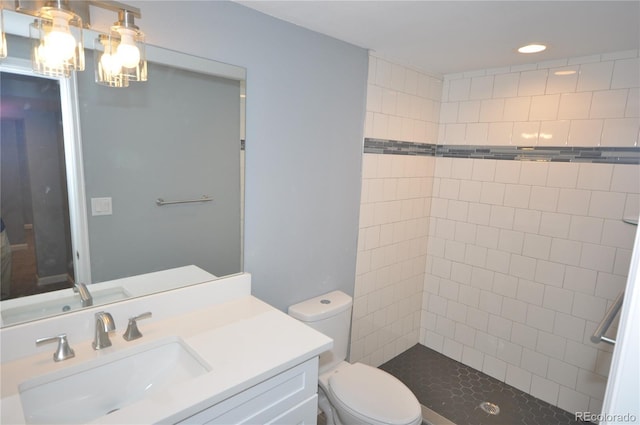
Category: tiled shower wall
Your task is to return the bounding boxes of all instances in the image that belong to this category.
[350,55,441,365]
[352,49,640,416]
[423,50,639,414]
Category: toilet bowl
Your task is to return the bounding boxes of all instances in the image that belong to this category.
[288,291,422,425]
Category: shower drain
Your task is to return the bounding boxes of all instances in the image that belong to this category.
[479,401,500,415]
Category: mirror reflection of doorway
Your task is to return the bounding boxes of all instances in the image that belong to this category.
[1,71,75,300]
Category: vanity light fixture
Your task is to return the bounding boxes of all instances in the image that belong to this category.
[517,43,547,54]
[95,7,147,87]
[30,0,84,77]
[0,6,7,59]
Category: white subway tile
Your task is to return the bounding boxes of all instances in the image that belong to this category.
[498,229,524,254]
[591,89,629,118]
[493,72,520,98]
[540,212,571,238]
[404,68,419,94]
[534,260,565,287]
[390,63,406,92]
[589,191,627,219]
[493,272,518,298]
[611,164,640,193]
[576,369,608,399]
[531,375,560,406]
[449,77,471,101]
[577,61,615,92]
[472,159,497,182]
[458,100,481,122]
[549,238,582,266]
[494,160,522,184]
[510,255,537,280]
[546,67,579,94]
[539,120,571,145]
[595,272,627,301]
[480,182,506,205]
[569,54,603,66]
[483,356,507,381]
[557,188,591,215]
[530,94,561,121]
[479,98,506,122]
[577,163,614,191]
[505,364,532,393]
[558,92,592,119]
[536,331,566,360]
[467,307,490,332]
[490,205,516,229]
[510,322,539,350]
[602,219,637,248]
[486,249,511,273]
[519,70,549,96]
[512,122,540,146]
[522,348,550,376]
[498,339,523,365]
[568,119,604,146]
[446,300,468,323]
[487,122,513,145]
[372,113,390,139]
[579,243,616,273]
[553,312,586,343]
[469,75,495,100]
[529,186,560,212]
[465,123,489,144]
[454,322,476,346]
[381,88,398,115]
[519,161,549,186]
[547,163,579,188]
[442,338,463,361]
[572,292,607,322]
[512,210,541,238]
[523,234,552,260]
[503,97,531,121]
[461,346,485,370]
[601,118,640,147]
[627,87,639,117]
[547,358,579,388]
[611,57,640,89]
[543,286,574,314]
[525,304,555,331]
[502,297,528,323]
[484,319,510,349]
[468,203,492,226]
[558,386,590,413]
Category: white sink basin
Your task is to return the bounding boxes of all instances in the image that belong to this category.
[1,287,132,325]
[18,337,210,424]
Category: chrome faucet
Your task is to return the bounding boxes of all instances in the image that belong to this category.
[74,282,93,307]
[92,311,116,350]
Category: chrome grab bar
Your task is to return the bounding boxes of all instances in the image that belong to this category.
[591,291,625,345]
[156,195,213,206]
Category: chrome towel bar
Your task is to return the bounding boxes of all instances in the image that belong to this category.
[156,195,213,206]
[591,291,625,345]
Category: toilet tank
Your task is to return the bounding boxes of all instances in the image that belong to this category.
[288,291,352,373]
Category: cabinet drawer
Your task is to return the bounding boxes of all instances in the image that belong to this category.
[265,395,318,425]
[179,357,319,424]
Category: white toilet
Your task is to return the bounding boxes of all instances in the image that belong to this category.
[288,291,422,425]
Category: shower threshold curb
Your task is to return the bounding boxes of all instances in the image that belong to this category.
[422,404,456,425]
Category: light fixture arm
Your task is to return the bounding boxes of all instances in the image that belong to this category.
[88,1,141,19]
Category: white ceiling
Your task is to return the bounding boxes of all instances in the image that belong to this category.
[236,1,640,76]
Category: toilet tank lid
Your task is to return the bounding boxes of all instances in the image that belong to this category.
[288,291,352,322]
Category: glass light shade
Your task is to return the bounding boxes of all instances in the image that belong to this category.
[94,34,129,87]
[0,7,7,59]
[30,7,84,77]
[112,25,147,82]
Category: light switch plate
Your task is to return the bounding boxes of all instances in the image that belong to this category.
[91,197,113,216]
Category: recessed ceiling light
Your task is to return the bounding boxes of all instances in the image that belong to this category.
[518,44,547,54]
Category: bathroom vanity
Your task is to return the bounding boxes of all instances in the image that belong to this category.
[0,273,332,424]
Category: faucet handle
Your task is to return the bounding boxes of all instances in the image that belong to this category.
[36,334,75,362]
[123,312,152,341]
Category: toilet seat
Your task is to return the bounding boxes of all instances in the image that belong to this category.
[327,363,422,425]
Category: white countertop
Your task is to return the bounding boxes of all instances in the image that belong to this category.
[1,295,332,424]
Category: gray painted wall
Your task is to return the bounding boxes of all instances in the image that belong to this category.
[77,62,242,283]
[93,1,368,310]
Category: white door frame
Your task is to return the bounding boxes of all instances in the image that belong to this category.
[1,58,92,284]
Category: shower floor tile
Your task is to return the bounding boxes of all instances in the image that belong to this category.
[380,344,590,425]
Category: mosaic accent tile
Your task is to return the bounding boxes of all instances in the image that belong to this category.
[379,344,591,425]
[364,138,640,164]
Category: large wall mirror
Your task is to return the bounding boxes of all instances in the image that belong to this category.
[0,11,245,327]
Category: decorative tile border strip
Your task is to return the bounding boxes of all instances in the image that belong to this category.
[364,138,640,164]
